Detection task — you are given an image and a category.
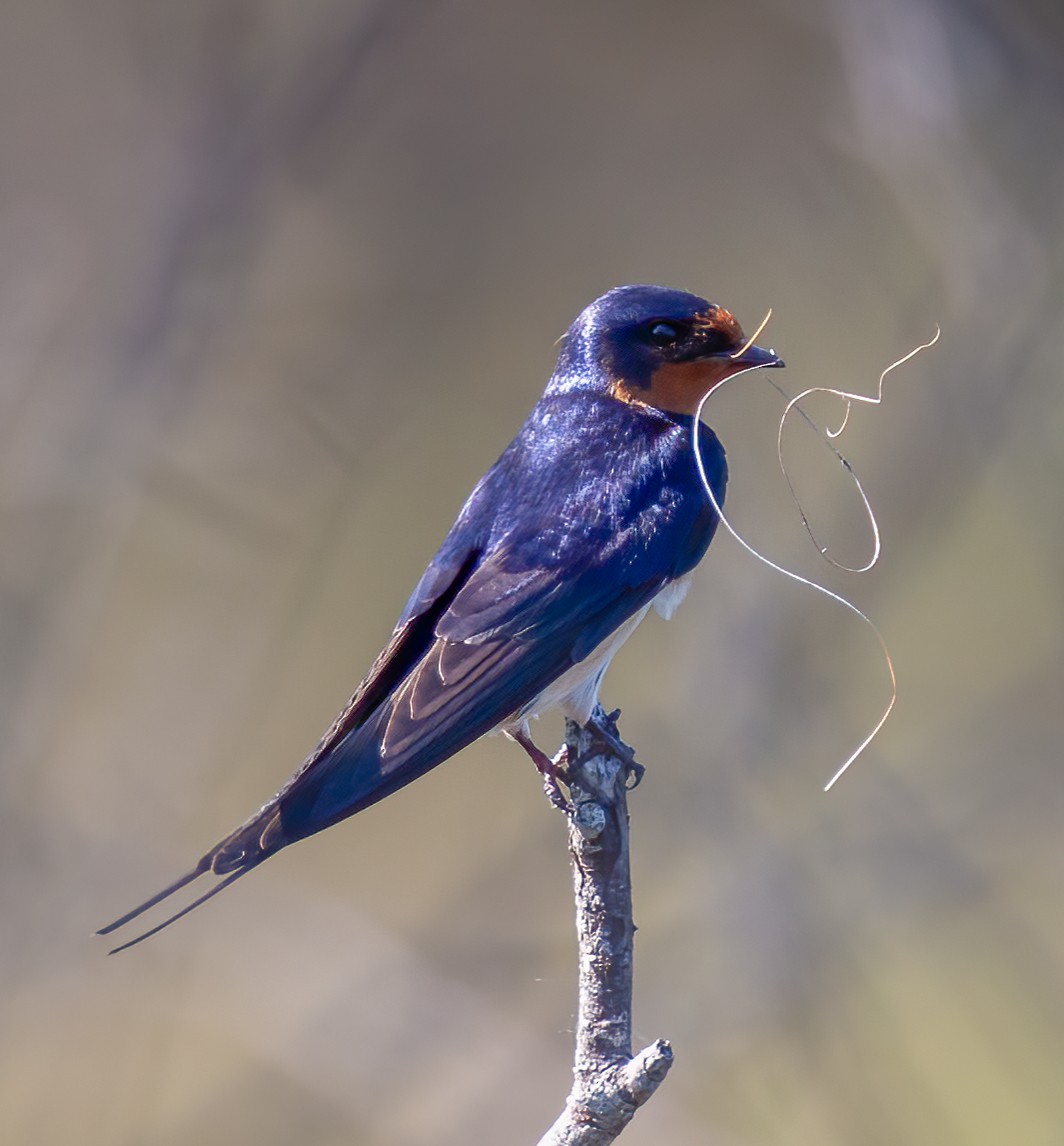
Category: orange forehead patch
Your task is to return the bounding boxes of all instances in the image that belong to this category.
[693,305,743,346]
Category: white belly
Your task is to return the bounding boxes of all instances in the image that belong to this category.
[505,572,693,732]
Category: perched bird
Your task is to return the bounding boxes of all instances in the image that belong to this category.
[99,284,782,952]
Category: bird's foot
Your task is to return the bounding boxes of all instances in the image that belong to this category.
[587,706,645,789]
[508,728,571,812]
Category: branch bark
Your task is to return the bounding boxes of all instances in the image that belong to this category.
[537,712,673,1145]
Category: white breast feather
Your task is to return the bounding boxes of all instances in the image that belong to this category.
[651,572,693,620]
[505,572,694,732]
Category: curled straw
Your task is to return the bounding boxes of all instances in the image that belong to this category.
[695,321,940,790]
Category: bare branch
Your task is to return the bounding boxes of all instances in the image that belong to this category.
[538,713,673,1145]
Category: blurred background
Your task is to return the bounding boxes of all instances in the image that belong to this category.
[2,1,1063,1143]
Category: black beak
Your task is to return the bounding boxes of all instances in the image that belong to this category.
[726,342,784,369]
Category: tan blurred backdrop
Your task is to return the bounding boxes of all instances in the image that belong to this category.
[3,2,1063,1143]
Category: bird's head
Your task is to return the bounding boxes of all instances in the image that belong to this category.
[550,284,783,415]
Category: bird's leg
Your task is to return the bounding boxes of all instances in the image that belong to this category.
[587,705,645,789]
[507,728,571,812]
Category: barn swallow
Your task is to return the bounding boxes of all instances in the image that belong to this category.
[99,284,782,952]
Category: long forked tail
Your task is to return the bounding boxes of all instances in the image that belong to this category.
[97,802,288,954]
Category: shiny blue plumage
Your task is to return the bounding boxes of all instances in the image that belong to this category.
[98,284,780,951]
[278,393,727,838]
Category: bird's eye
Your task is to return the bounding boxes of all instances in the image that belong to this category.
[646,321,684,347]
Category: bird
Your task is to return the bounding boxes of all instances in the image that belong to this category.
[98,283,782,952]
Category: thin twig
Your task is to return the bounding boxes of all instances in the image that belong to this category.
[537,713,673,1145]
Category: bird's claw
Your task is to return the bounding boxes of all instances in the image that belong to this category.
[587,705,644,789]
[511,711,643,811]
[543,773,570,812]
[624,760,645,790]
[542,744,572,811]
[600,708,623,738]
